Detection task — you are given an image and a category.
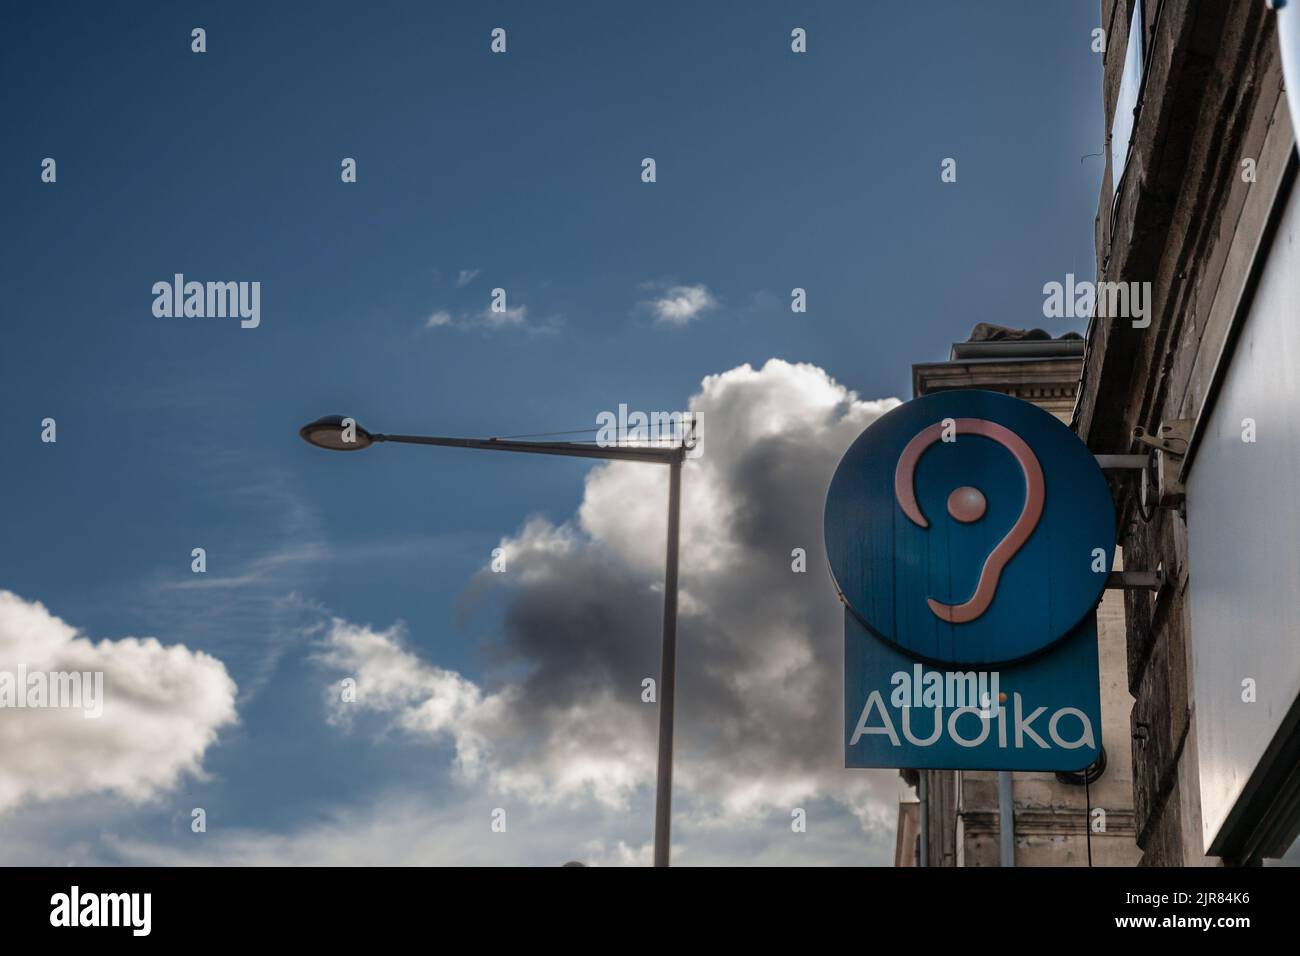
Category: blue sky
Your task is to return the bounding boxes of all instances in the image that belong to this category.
[0,1,1104,865]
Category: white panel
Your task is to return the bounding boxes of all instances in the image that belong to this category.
[1111,0,1145,200]
[1188,179,1300,850]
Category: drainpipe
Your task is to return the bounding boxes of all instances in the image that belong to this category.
[998,771,1015,867]
[1270,0,1300,147]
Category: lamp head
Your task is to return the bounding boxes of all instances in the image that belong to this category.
[299,415,375,451]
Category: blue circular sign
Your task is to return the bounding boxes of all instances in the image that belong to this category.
[824,390,1114,666]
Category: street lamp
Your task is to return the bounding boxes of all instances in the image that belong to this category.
[299,415,376,451]
[299,414,687,867]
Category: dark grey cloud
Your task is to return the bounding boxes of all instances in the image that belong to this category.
[319,360,906,848]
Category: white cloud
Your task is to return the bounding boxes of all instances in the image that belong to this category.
[0,359,907,865]
[315,359,904,854]
[422,302,558,334]
[80,789,892,866]
[315,617,650,808]
[644,283,718,326]
[454,269,481,288]
[477,303,527,329]
[0,590,238,814]
[315,618,503,783]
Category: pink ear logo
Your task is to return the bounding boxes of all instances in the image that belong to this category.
[894,419,1045,624]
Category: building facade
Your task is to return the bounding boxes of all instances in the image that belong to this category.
[1077,0,1300,865]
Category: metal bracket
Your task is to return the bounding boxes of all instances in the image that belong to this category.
[1134,421,1190,458]
[1094,419,1193,514]
[1106,570,1165,591]
[1136,420,1191,511]
[1095,454,1150,470]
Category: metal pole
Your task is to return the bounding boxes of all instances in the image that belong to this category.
[653,453,683,867]
[375,433,680,465]
[998,771,1015,867]
[918,772,929,867]
[304,419,689,866]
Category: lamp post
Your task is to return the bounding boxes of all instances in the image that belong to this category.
[299,414,687,867]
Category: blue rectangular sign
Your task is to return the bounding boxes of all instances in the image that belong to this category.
[844,609,1102,772]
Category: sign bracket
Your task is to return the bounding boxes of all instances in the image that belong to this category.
[1105,570,1165,591]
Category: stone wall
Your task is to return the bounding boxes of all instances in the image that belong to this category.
[1078,0,1291,865]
